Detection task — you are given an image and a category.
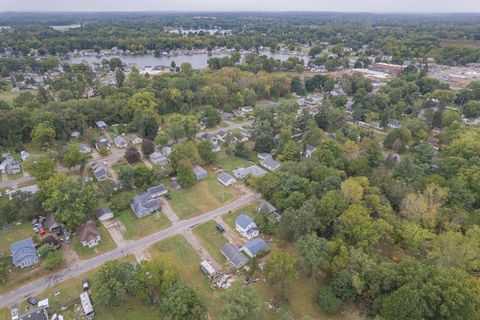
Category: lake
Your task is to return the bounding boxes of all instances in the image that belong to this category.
[65,51,309,69]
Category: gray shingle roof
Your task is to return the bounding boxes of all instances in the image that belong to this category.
[217,172,235,185]
[221,243,248,268]
[236,214,254,229]
[243,238,268,257]
[10,238,37,266]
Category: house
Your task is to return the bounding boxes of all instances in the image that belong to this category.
[131,192,160,218]
[200,132,217,144]
[426,136,441,151]
[259,201,278,215]
[18,307,49,320]
[79,143,92,154]
[95,136,111,152]
[242,238,269,258]
[150,152,169,166]
[96,207,114,222]
[212,143,221,153]
[235,214,259,239]
[113,136,127,149]
[234,109,245,118]
[161,146,172,157]
[221,243,248,269]
[171,177,182,190]
[239,130,251,141]
[129,134,143,145]
[193,165,208,180]
[199,119,207,130]
[233,165,267,179]
[387,119,401,129]
[92,164,108,181]
[220,112,234,121]
[7,184,39,200]
[261,157,280,171]
[216,130,229,142]
[20,151,30,161]
[147,184,168,198]
[304,144,316,158]
[257,153,272,161]
[96,120,108,130]
[217,172,236,187]
[240,106,254,113]
[71,131,81,139]
[2,154,21,175]
[77,220,101,248]
[10,238,38,269]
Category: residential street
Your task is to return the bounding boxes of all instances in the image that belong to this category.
[196,120,253,138]
[0,192,259,308]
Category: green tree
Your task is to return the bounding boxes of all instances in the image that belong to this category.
[43,250,64,270]
[218,286,261,320]
[198,140,216,164]
[141,139,155,157]
[92,261,136,307]
[365,142,383,168]
[169,141,200,171]
[177,159,196,188]
[264,251,298,297]
[316,286,342,314]
[136,257,178,304]
[31,122,55,147]
[115,68,125,87]
[280,140,301,162]
[63,144,90,171]
[24,156,55,181]
[159,281,207,320]
[295,233,330,278]
[202,106,221,127]
[125,146,141,164]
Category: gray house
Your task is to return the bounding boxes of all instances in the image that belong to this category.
[150,152,169,166]
[113,136,128,149]
[147,184,168,198]
[193,165,208,180]
[96,207,114,222]
[221,242,248,269]
[217,172,236,186]
[92,164,108,181]
[10,238,39,269]
[96,120,108,130]
[131,192,160,218]
[261,157,280,171]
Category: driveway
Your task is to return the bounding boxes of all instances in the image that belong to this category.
[181,228,221,271]
[0,191,259,308]
[214,216,244,246]
[160,200,180,223]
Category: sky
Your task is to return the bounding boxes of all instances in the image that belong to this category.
[1,0,479,13]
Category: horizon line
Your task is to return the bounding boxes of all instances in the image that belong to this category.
[1,10,480,14]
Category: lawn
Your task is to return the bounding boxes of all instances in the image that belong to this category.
[222,201,260,231]
[72,225,117,259]
[165,174,239,219]
[0,222,34,254]
[7,172,24,181]
[192,221,227,264]
[217,154,254,171]
[116,209,171,240]
[149,236,222,315]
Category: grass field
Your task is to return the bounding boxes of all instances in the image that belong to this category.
[0,223,34,254]
[165,174,239,219]
[217,154,254,171]
[192,221,227,264]
[0,90,34,104]
[72,225,117,259]
[116,209,171,240]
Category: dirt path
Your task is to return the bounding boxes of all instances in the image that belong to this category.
[181,228,221,271]
[161,200,180,223]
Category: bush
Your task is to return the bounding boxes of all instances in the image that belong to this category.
[316,286,342,314]
[331,270,357,301]
[43,250,64,270]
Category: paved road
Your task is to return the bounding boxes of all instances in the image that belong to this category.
[0,192,259,308]
[196,120,253,138]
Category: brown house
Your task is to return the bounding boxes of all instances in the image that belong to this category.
[77,220,101,248]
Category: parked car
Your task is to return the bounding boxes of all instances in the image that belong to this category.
[216,224,225,233]
[82,279,89,291]
[165,193,172,200]
[11,308,18,320]
[27,296,38,306]
[65,234,72,244]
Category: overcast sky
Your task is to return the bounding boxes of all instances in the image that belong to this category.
[1,0,479,13]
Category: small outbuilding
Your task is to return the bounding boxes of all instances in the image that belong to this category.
[96,207,114,222]
[221,243,248,269]
[217,172,236,187]
[242,238,269,258]
[193,165,208,180]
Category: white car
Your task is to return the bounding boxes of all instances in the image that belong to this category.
[11,308,18,320]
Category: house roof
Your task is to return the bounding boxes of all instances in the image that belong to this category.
[261,158,280,170]
[193,165,207,176]
[248,165,267,177]
[305,144,316,153]
[236,214,255,229]
[114,136,127,145]
[93,167,108,179]
[10,238,37,265]
[243,238,268,256]
[259,201,277,213]
[221,243,248,268]
[96,120,107,128]
[161,146,172,156]
[147,184,167,195]
[96,207,113,219]
[218,172,235,185]
[19,307,49,320]
[258,152,272,160]
[77,220,100,243]
[131,192,159,215]
[8,184,39,200]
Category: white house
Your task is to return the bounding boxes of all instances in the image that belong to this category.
[235,214,259,240]
[77,220,101,248]
[217,172,236,186]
